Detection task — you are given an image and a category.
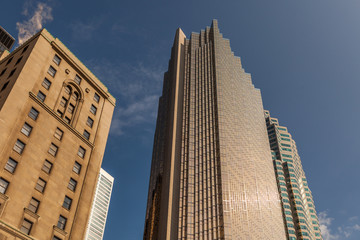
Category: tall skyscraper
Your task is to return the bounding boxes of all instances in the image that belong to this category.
[85,168,114,240]
[0,26,15,59]
[144,20,322,240]
[0,29,115,239]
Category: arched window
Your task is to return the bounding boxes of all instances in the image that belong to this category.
[56,84,81,125]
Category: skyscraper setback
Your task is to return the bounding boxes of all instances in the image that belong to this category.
[0,29,115,239]
[144,20,322,240]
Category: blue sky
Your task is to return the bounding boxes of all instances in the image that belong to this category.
[2,0,360,239]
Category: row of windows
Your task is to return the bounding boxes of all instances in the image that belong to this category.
[21,214,68,236]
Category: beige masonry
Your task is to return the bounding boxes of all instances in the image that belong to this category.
[0,29,115,240]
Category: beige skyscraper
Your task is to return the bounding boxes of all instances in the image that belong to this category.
[144,20,322,240]
[0,29,115,239]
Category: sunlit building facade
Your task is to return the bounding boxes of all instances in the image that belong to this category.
[144,20,322,240]
[85,168,114,240]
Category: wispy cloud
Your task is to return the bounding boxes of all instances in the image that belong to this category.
[319,211,360,240]
[86,58,165,136]
[70,18,104,41]
[16,1,53,45]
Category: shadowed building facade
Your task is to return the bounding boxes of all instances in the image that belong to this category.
[0,29,115,239]
[144,20,322,240]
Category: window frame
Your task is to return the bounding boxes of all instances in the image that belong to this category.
[28,197,40,213]
[48,143,58,157]
[21,122,33,137]
[68,178,77,192]
[20,219,33,235]
[0,178,9,194]
[62,196,72,210]
[37,91,46,102]
[54,128,64,141]
[74,74,82,84]
[93,93,100,103]
[47,65,57,77]
[42,77,52,90]
[35,178,46,193]
[13,139,26,155]
[29,107,39,120]
[73,161,81,175]
[86,117,94,128]
[5,157,18,173]
[57,215,67,230]
[77,146,86,159]
[53,54,61,66]
[42,160,53,174]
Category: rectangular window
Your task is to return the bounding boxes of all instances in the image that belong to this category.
[77,146,86,158]
[86,117,94,128]
[35,178,46,193]
[53,54,61,65]
[21,122,33,136]
[48,143,58,156]
[83,130,90,140]
[13,139,25,154]
[73,161,81,174]
[68,104,75,114]
[20,219,32,235]
[74,74,82,84]
[29,107,39,120]
[68,178,77,191]
[42,160,53,174]
[1,81,9,92]
[28,198,40,213]
[8,68,16,78]
[60,97,67,107]
[90,104,97,115]
[5,158,17,173]
[42,78,52,90]
[57,215,67,230]
[0,178,9,194]
[94,93,100,103]
[48,66,57,77]
[37,91,46,102]
[53,236,62,240]
[63,196,72,210]
[54,128,64,140]
[57,110,63,117]
[64,117,71,124]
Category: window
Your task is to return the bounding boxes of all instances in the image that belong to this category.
[64,86,71,95]
[29,107,39,120]
[64,117,71,124]
[42,78,51,90]
[48,66,56,77]
[28,198,40,213]
[54,128,64,140]
[21,122,33,136]
[5,57,13,66]
[5,158,17,173]
[68,178,77,191]
[74,74,81,84]
[20,219,32,235]
[37,91,46,102]
[68,104,74,114]
[77,146,86,158]
[63,196,72,210]
[53,54,61,65]
[72,92,78,101]
[42,160,53,174]
[57,110,63,117]
[13,139,25,154]
[35,178,46,193]
[48,143,58,156]
[60,97,67,107]
[83,130,90,140]
[73,162,81,174]
[22,45,29,54]
[93,93,100,103]
[8,68,16,78]
[0,68,6,76]
[53,236,61,240]
[1,81,9,92]
[86,117,94,128]
[0,178,9,194]
[90,105,97,115]
[15,56,23,66]
[57,215,67,230]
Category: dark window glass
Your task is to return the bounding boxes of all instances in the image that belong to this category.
[22,45,29,54]
[35,178,46,193]
[54,128,63,140]
[68,104,75,114]
[53,236,61,240]
[42,160,53,174]
[37,91,46,102]
[1,81,9,92]
[21,122,33,136]
[8,68,16,78]
[5,158,17,173]
[28,198,40,213]
[0,178,9,194]
[57,110,63,117]
[48,66,56,77]
[68,178,77,191]
[20,219,32,235]
[5,57,13,66]
[42,78,51,90]
[94,93,100,103]
[29,107,39,120]
[15,56,23,66]
[73,162,81,174]
[63,196,72,210]
[53,54,61,65]
[90,105,97,115]
[48,143,58,156]
[86,117,94,128]
[83,130,90,140]
[57,215,67,230]
[13,139,25,154]
[74,74,81,84]
[60,97,67,107]
[64,117,71,124]
[0,68,6,76]
[77,146,86,158]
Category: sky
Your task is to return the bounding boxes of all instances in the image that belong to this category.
[2,0,360,239]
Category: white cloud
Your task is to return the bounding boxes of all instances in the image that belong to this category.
[319,211,360,240]
[319,212,340,240]
[16,2,53,45]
